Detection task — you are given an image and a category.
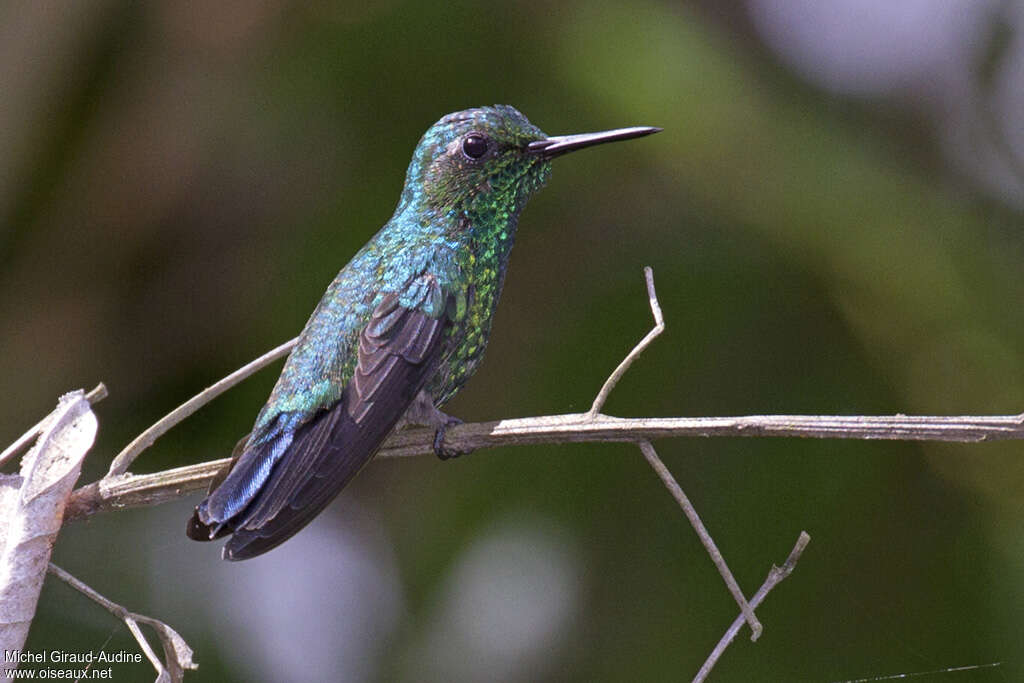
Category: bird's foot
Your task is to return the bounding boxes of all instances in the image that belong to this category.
[401,390,473,460]
[433,416,470,460]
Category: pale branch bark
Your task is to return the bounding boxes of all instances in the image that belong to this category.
[637,440,761,640]
[66,460,227,522]
[693,532,811,683]
[47,563,197,683]
[62,410,1024,522]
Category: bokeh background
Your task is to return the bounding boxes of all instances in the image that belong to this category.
[4,1,1024,681]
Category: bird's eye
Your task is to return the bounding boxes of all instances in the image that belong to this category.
[462,134,489,159]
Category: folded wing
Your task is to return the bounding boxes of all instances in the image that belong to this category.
[189,279,449,560]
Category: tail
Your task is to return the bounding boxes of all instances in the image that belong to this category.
[201,390,395,560]
[185,289,449,560]
[186,434,248,542]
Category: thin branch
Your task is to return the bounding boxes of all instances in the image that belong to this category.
[0,383,106,468]
[637,440,762,639]
[693,532,811,683]
[63,410,1024,522]
[85,383,109,404]
[47,563,197,683]
[588,266,664,417]
[66,459,226,521]
[106,339,296,477]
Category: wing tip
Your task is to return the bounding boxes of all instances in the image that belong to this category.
[221,529,285,561]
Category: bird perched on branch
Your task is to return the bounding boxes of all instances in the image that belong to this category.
[187,105,659,560]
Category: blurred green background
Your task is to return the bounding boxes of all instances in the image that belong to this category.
[4,1,1024,681]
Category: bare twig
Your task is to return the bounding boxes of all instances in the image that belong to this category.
[378,411,1024,447]
[47,563,197,683]
[589,270,761,639]
[0,417,50,469]
[588,266,664,417]
[66,459,228,521]
[0,383,106,468]
[64,411,1024,521]
[106,339,296,477]
[693,532,811,683]
[637,440,761,639]
[85,383,109,404]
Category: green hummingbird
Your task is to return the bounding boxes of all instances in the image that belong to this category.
[187,105,659,560]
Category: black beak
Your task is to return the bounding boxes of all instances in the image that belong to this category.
[527,126,661,159]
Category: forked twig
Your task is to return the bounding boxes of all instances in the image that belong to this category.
[589,270,761,638]
[693,532,811,683]
[47,563,197,683]
[582,268,772,665]
[638,440,762,640]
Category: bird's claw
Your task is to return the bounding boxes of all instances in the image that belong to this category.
[433,417,469,460]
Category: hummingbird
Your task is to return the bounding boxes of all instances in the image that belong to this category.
[187,105,659,560]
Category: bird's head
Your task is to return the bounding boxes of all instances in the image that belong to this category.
[400,105,659,220]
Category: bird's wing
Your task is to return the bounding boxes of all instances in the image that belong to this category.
[208,276,450,560]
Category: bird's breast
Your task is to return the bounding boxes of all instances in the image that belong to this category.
[425,223,518,405]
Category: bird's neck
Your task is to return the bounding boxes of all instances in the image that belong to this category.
[399,186,524,264]
[465,203,521,279]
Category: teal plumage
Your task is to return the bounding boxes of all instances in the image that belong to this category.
[187,105,659,559]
